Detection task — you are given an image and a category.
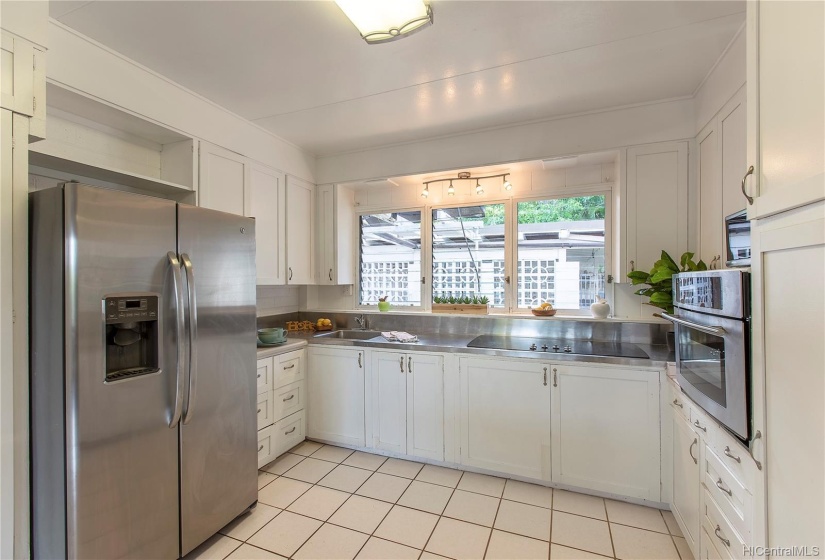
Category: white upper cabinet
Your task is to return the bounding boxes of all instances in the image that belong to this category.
[198,141,287,285]
[247,163,286,285]
[697,87,747,267]
[624,141,689,277]
[747,1,825,219]
[459,357,550,480]
[286,175,315,285]
[198,142,246,216]
[550,364,661,501]
[317,184,355,285]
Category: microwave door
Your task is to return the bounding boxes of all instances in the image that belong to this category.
[673,310,749,440]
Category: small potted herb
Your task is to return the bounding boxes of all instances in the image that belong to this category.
[377,296,391,312]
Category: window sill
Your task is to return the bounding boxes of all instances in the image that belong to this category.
[307,307,668,324]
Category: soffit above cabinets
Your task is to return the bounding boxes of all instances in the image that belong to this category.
[52,1,745,156]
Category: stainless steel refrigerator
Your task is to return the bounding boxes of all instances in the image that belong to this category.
[30,183,258,559]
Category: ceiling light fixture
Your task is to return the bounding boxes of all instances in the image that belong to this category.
[335,0,433,44]
[503,176,512,191]
[447,180,455,196]
[475,180,484,196]
[421,184,429,198]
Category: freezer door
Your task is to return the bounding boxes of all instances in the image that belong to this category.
[57,184,180,559]
[177,204,258,556]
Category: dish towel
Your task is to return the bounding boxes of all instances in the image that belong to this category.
[382,331,419,343]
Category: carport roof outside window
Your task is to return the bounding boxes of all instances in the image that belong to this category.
[336,0,433,44]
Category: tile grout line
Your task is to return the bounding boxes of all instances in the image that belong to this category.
[481,482,505,559]
[419,469,465,560]
[604,496,618,559]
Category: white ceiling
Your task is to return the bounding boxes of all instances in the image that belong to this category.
[51,1,745,156]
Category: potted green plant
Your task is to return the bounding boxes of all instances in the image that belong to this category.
[432,294,490,315]
[377,296,390,312]
[627,250,708,313]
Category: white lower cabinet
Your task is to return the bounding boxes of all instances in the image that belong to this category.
[672,406,702,555]
[550,364,661,500]
[257,348,307,467]
[459,357,551,480]
[307,347,365,447]
[370,351,444,461]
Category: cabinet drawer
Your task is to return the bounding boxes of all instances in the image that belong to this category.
[700,525,726,560]
[273,410,306,456]
[670,382,690,422]
[702,490,746,559]
[257,357,273,395]
[274,350,305,389]
[690,407,713,439]
[257,392,273,430]
[257,428,273,469]
[273,380,304,423]
[704,446,752,542]
[709,424,757,491]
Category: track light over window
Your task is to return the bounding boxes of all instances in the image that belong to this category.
[447,180,455,196]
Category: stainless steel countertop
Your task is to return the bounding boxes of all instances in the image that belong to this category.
[256,339,308,359]
[281,331,674,369]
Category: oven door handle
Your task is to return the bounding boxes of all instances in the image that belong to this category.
[658,312,727,336]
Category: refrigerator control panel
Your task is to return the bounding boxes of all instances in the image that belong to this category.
[104,295,159,324]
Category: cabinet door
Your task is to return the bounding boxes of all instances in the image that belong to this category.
[719,88,747,221]
[698,121,722,266]
[460,358,550,479]
[286,175,314,284]
[550,364,660,500]
[0,33,34,117]
[407,354,444,461]
[626,142,688,278]
[672,412,701,555]
[317,184,334,285]
[247,163,286,285]
[317,184,355,285]
[307,347,365,446]
[747,1,825,219]
[198,142,246,216]
[371,351,407,454]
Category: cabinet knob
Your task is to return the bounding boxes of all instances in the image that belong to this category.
[693,420,707,433]
[672,398,683,408]
[630,260,635,272]
[258,444,264,452]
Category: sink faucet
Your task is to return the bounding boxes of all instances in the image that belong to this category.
[353,314,368,330]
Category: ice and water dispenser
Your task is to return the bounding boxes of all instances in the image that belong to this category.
[103,294,160,382]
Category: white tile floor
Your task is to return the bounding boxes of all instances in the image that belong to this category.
[184,442,691,560]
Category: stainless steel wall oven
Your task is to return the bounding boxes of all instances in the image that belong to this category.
[662,270,751,442]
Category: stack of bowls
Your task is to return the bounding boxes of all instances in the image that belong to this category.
[258,327,287,345]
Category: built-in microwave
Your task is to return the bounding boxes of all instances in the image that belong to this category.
[725,209,751,267]
[661,269,751,442]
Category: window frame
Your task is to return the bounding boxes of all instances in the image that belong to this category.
[509,187,612,316]
[353,183,612,316]
[356,206,428,311]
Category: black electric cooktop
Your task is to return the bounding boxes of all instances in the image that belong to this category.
[466,335,649,359]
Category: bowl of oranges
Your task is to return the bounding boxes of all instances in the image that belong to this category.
[531,302,557,317]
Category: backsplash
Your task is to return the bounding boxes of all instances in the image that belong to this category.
[256,285,303,317]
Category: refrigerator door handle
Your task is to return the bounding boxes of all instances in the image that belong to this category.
[168,251,186,428]
[181,253,198,424]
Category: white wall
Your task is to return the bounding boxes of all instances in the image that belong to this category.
[315,98,695,185]
[46,20,316,183]
[257,285,302,317]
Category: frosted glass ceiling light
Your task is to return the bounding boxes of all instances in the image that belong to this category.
[447,180,455,196]
[336,0,433,44]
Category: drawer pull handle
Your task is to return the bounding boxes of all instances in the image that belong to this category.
[715,478,733,496]
[258,444,264,452]
[358,353,362,368]
[689,438,698,465]
[257,373,261,379]
[672,399,683,408]
[714,525,730,547]
[257,408,261,414]
[283,394,295,402]
[553,368,558,387]
[285,427,296,435]
[723,446,741,463]
[283,364,295,370]
[543,367,547,386]
[693,420,707,432]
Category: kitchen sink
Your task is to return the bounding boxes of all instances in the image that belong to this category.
[315,330,383,340]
